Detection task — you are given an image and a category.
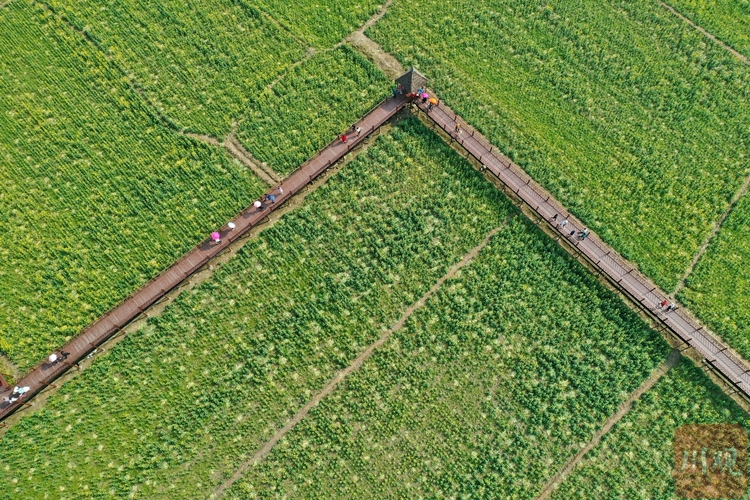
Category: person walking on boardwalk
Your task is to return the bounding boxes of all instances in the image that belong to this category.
[277,186,283,196]
[667,302,676,312]
[579,227,589,240]
[455,122,461,134]
[254,200,262,211]
[560,218,568,229]
[355,126,362,136]
[659,299,669,309]
[340,133,348,143]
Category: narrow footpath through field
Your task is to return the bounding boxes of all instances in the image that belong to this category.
[212,217,516,498]
[534,348,682,500]
[659,1,749,65]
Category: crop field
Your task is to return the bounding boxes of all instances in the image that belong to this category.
[225,214,670,499]
[679,194,750,360]
[0,119,525,497]
[369,0,750,291]
[550,359,750,499]
[43,0,383,137]
[250,0,382,48]
[667,0,750,57]
[43,0,303,137]
[236,45,391,175]
[0,2,265,375]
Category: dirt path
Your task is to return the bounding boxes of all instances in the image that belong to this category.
[344,1,404,79]
[659,1,749,65]
[1,1,15,8]
[224,133,281,184]
[211,216,515,498]
[534,348,682,500]
[673,172,750,295]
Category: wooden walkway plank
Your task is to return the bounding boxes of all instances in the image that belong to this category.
[0,95,408,421]
[418,97,750,400]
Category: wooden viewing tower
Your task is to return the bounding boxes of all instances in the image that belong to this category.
[395,67,428,93]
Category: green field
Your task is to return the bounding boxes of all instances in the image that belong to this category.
[667,0,750,58]
[43,0,383,136]
[0,2,265,375]
[0,119,523,498]
[236,45,391,175]
[370,0,750,290]
[3,0,750,497]
[550,359,750,499]
[44,0,303,136]
[679,194,750,360]
[225,216,670,499]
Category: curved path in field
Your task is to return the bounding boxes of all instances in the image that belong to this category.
[417,97,750,402]
[0,94,408,421]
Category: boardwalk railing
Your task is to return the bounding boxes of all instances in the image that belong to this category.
[0,94,408,422]
[417,98,750,401]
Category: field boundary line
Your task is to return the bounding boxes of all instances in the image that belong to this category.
[534,349,682,500]
[673,172,750,295]
[0,117,396,434]
[0,95,408,420]
[659,1,749,65]
[1,0,16,9]
[211,216,516,498]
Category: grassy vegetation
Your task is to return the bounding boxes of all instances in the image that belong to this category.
[0,119,519,498]
[251,0,382,48]
[667,0,750,57]
[224,216,669,499]
[679,194,750,360]
[369,0,750,290]
[43,0,305,136]
[550,359,750,499]
[0,1,265,374]
[236,45,391,175]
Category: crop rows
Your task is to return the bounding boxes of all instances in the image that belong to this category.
[250,0,383,48]
[236,45,391,176]
[0,2,266,374]
[44,0,386,137]
[667,0,750,58]
[679,194,750,360]
[0,119,517,498]
[44,0,304,136]
[225,214,670,499]
[551,359,750,499]
[370,0,750,291]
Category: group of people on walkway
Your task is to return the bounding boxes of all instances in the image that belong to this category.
[3,385,30,404]
[340,124,363,144]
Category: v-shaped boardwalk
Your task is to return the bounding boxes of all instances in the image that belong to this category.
[3,91,748,423]
[0,95,408,421]
[418,97,750,401]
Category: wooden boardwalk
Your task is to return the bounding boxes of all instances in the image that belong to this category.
[4,89,749,423]
[0,94,408,421]
[418,98,750,401]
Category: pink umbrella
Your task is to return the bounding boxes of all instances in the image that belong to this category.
[421,92,429,99]
[211,231,221,242]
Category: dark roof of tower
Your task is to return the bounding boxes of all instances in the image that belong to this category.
[395,67,428,93]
